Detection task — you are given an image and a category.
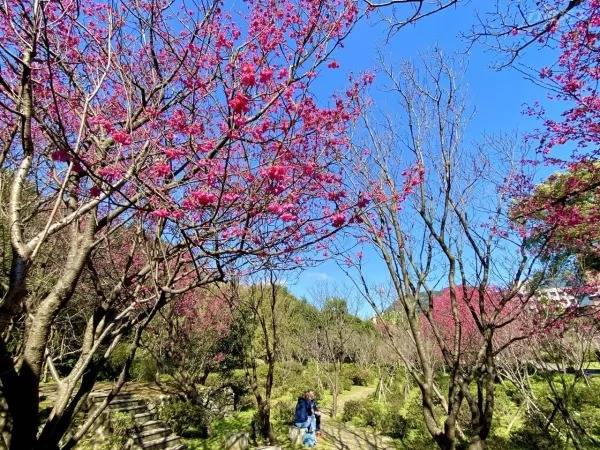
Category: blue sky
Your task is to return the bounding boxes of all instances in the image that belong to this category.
[287,2,557,311]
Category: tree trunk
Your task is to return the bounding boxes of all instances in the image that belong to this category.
[331,362,340,418]
[467,438,486,450]
[257,400,276,444]
[8,220,94,450]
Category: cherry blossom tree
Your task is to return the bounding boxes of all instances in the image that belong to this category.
[423,286,529,361]
[475,0,599,277]
[0,0,367,448]
[143,284,236,404]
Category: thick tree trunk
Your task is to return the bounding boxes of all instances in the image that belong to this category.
[8,221,95,450]
[36,365,99,450]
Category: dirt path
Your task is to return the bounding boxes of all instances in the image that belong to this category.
[319,386,401,450]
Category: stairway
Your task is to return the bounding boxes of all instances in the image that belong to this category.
[87,392,185,450]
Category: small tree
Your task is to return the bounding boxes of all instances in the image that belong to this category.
[240,273,300,444]
[143,285,236,403]
[346,51,555,450]
[311,295,360,417]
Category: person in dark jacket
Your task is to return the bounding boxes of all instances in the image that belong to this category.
[294,391,316,431]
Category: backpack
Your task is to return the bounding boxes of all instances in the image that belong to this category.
[303,430,316,448]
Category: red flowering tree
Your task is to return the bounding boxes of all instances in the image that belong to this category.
[0,0,367,448]
[424,286,530,360]
[476,0,599,274]
[143,286,236,405]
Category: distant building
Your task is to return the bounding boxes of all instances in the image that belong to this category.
[534,285,600,309]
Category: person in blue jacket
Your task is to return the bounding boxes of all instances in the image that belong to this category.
[294,391,316,431]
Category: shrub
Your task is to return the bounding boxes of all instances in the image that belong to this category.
[107,343,157,382]
[360,401,386,429]
[78,411,137,450]
[130,350,158,382]
[341,399,363,422]
[342,364,373,386]
[381,409,408,439]
[159,399,210,438]
[339,374,353,392]
[272,400,295,424]
[111,411,136,438]
[397,387,434,447]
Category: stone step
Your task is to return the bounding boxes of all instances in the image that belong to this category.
[138,427,170,442]
[165,445,186,450]
[140,419,166,430]
[103,398,145,407]
[134,411,157,424]
[89,392,134,401]
[141,434,180,450]
[109,404,147,414]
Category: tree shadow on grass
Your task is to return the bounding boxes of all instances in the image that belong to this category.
[321,418,404,450]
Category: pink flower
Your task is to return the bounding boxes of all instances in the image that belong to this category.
[98,165,123,182]
[222,193,239,203]
[357,194,370,208]
[362,72,375,85]
[240,63,256,87]
[190,190,218,206]
[152,162,171,178]
[328,60,340,69]
[266,165,287,181]
[230,92,250,114]
[150,209,170,218]
[280,212,297,222]
[164,147,186,159]
[259,68,274,83]
[332,213,345,227]
[89,186,102,197]
[268,203,285,214]
[111,130,132,145]
[539,67,553,79]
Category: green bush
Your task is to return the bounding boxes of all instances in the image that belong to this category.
[107,343,157,382]
[342,364,373,386]
[272,400,295,424]
[360,401,387,428]
[130,350,157,382]
[338,375,353,392]
[381,409,408,439]
[396,387,434,447]
[341,399,363,422]
[159,399,210,438]
[111,411,137,438]
[78,411,137,450]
